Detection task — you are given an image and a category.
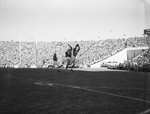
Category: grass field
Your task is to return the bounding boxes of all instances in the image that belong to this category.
[0,68,150,114]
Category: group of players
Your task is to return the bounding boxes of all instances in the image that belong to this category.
[52,44,80,71]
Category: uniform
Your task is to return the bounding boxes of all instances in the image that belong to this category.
[61,45,72,69]
[70,44,80,67]
[53,53,58,68]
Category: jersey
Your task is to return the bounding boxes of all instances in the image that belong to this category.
[65,50,72,58]
[53,53,58,61]
[65,46,72,58]
[73,45,80,57]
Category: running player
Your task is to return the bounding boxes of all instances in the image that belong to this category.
[70,44,80,69]
[53,52,58,68]
[48,52,58,68]
[59,44,72,69]
[71,44,80,67]
[59,44,80,70]
[64,44,72,69]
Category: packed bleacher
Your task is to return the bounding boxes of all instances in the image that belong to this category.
[0,40,96,68]
[115,49,150,71]
[78,38,126,66]
[0,41,19,67]
[126,36,147,48]
[0,36,149,71]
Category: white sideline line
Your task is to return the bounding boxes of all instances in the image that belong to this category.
[139,109,150,114]
[34,82,53,86]
[34,81,150,104]
[34,82,44,85]
[3,75,150,104]
[93,87,150,91]
[3,75,150,91]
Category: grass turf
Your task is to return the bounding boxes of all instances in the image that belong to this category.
[0,68,150,114]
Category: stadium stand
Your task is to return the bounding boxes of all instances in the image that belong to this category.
[0,36,149,71]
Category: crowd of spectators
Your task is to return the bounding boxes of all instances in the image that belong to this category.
[0,41,19,67]
[126,36,147,48]
[0,40,95,68]
[78,38,125,66]
[0,36,149,70]
[104,49,150,72]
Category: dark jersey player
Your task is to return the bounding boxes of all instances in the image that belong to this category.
[60,44,80,70]
[71,44,80,68]
[65,44,72,58]
[65,44,73,69]
[53,53,57,61]
[73,44,80,57]
[66,44,80,70]
[53,52,58,68]
[48,52,58,68]
[59,44,72,69]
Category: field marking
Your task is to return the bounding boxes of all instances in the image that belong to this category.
[34,82,44,85]
[2,75,150,91]
[2,75,150,104]
[92,87,150,91]
[139,109,150,114]
[34,82,53,86]
[47,82,150,103]
[32,81,150,104]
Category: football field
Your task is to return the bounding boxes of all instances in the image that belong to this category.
[0,68,150,114]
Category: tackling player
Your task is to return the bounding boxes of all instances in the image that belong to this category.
[65,44,72,69]
[70,44,80,68]
[59,44,72,69]
[59,44,80,71]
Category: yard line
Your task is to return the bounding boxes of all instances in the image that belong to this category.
[92,87,150,91]
[139,109,150,114]
[4,75,150,104]
[34,82,53,86]
[33,81,150,104]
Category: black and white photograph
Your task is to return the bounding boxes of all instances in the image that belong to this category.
[0,0,150,113]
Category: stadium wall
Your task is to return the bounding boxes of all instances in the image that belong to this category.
[126,47,148,60]
[91,47,148,68]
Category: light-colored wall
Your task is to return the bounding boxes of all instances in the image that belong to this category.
[91,47,149,68]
